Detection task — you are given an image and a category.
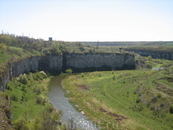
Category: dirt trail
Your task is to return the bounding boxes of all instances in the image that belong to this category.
[99,107,129,121]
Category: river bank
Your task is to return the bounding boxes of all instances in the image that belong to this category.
[49,75,99,130]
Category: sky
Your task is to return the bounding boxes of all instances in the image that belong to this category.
[0,0,173,41]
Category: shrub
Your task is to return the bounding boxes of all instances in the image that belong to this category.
[98,73,102,77]
[10,94,18,101]
[21,85,27,93]
[146,63,152,69]
[112,75,116,80]
[46,105,54,113]
[33,117,41,130]
[81,73,85,77]
[36,96,46,105]
[33,73,44,80]
[170,105,173,114]
[157,93,162,98]
[32,86,41,95]
[65,69,73,74]
[13,118,29,130]
[20,76,28,84]
[6,84,12,91]
[136,99,140,103]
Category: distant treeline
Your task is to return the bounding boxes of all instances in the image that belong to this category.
[125,46,173,53]
[82,41,173,46]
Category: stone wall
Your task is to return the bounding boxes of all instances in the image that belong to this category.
[0,53,135,91]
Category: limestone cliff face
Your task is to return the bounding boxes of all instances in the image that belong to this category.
[0,53,135,91]
[126,50,173,60]
[65,53,135,70]
[0,55,63,91]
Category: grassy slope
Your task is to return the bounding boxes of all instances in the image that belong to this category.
[0,46,40,64]
[4,72,62,130]
[63,66,173,130]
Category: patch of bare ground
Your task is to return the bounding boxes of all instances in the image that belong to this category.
[99,107,129,122]
[156,82,173,96]
[158,77,173,83]
[75,84,90,90]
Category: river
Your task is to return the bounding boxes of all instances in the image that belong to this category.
[48,75,99,130]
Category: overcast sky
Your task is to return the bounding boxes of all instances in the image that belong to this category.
[0,0,173,41]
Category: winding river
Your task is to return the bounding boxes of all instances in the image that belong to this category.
[49,75,99,130]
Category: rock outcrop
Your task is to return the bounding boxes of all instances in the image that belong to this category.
[0,53,135,91]
[64,53,135,71]
[0,55,63,91]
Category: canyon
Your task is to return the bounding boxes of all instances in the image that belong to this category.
[0,53,135,91]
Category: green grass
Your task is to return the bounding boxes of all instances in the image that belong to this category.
[5,72,62,130]
[63,66,173,130]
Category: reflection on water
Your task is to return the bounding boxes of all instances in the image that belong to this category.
[49,75,99,130]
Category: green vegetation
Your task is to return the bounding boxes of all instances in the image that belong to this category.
[126,46,173,54]
[63,63,173,130]
[0,33,123,75]
[1,32,173,130]
[65,69,73,74]
[4,71,63,130]
[0,92,13,130]
[83,41,173,47]
[135,55,173,69]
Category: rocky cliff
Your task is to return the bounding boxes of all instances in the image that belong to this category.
[64,53,135,71]
[0,55,63,91]
[0,53,135,91]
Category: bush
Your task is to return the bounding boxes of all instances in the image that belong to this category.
[65,69,73,74]
[6,84,13,91]
[33,73,44,80]
[98,73,102,77]
[10,94,18,101]
[146,63,152,69]
[13,118,29,130]
[136,99,140,103]
[46,105,54,113]
[32,86,41,95]
[170,105,173,114]
[112,75,116,80]
[157,93,162,98]
[36,96,46,105]
[19,76,28,84]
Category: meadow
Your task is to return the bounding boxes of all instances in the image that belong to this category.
[63,62,173,130]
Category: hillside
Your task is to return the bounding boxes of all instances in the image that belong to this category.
[63,64,173,130]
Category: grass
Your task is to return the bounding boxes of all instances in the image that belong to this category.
[4,71,63,130]
[63,65,173,130]
[0,45,41,66]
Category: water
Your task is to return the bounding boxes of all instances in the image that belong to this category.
[49,75,99,130]
[152,68,164,70]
